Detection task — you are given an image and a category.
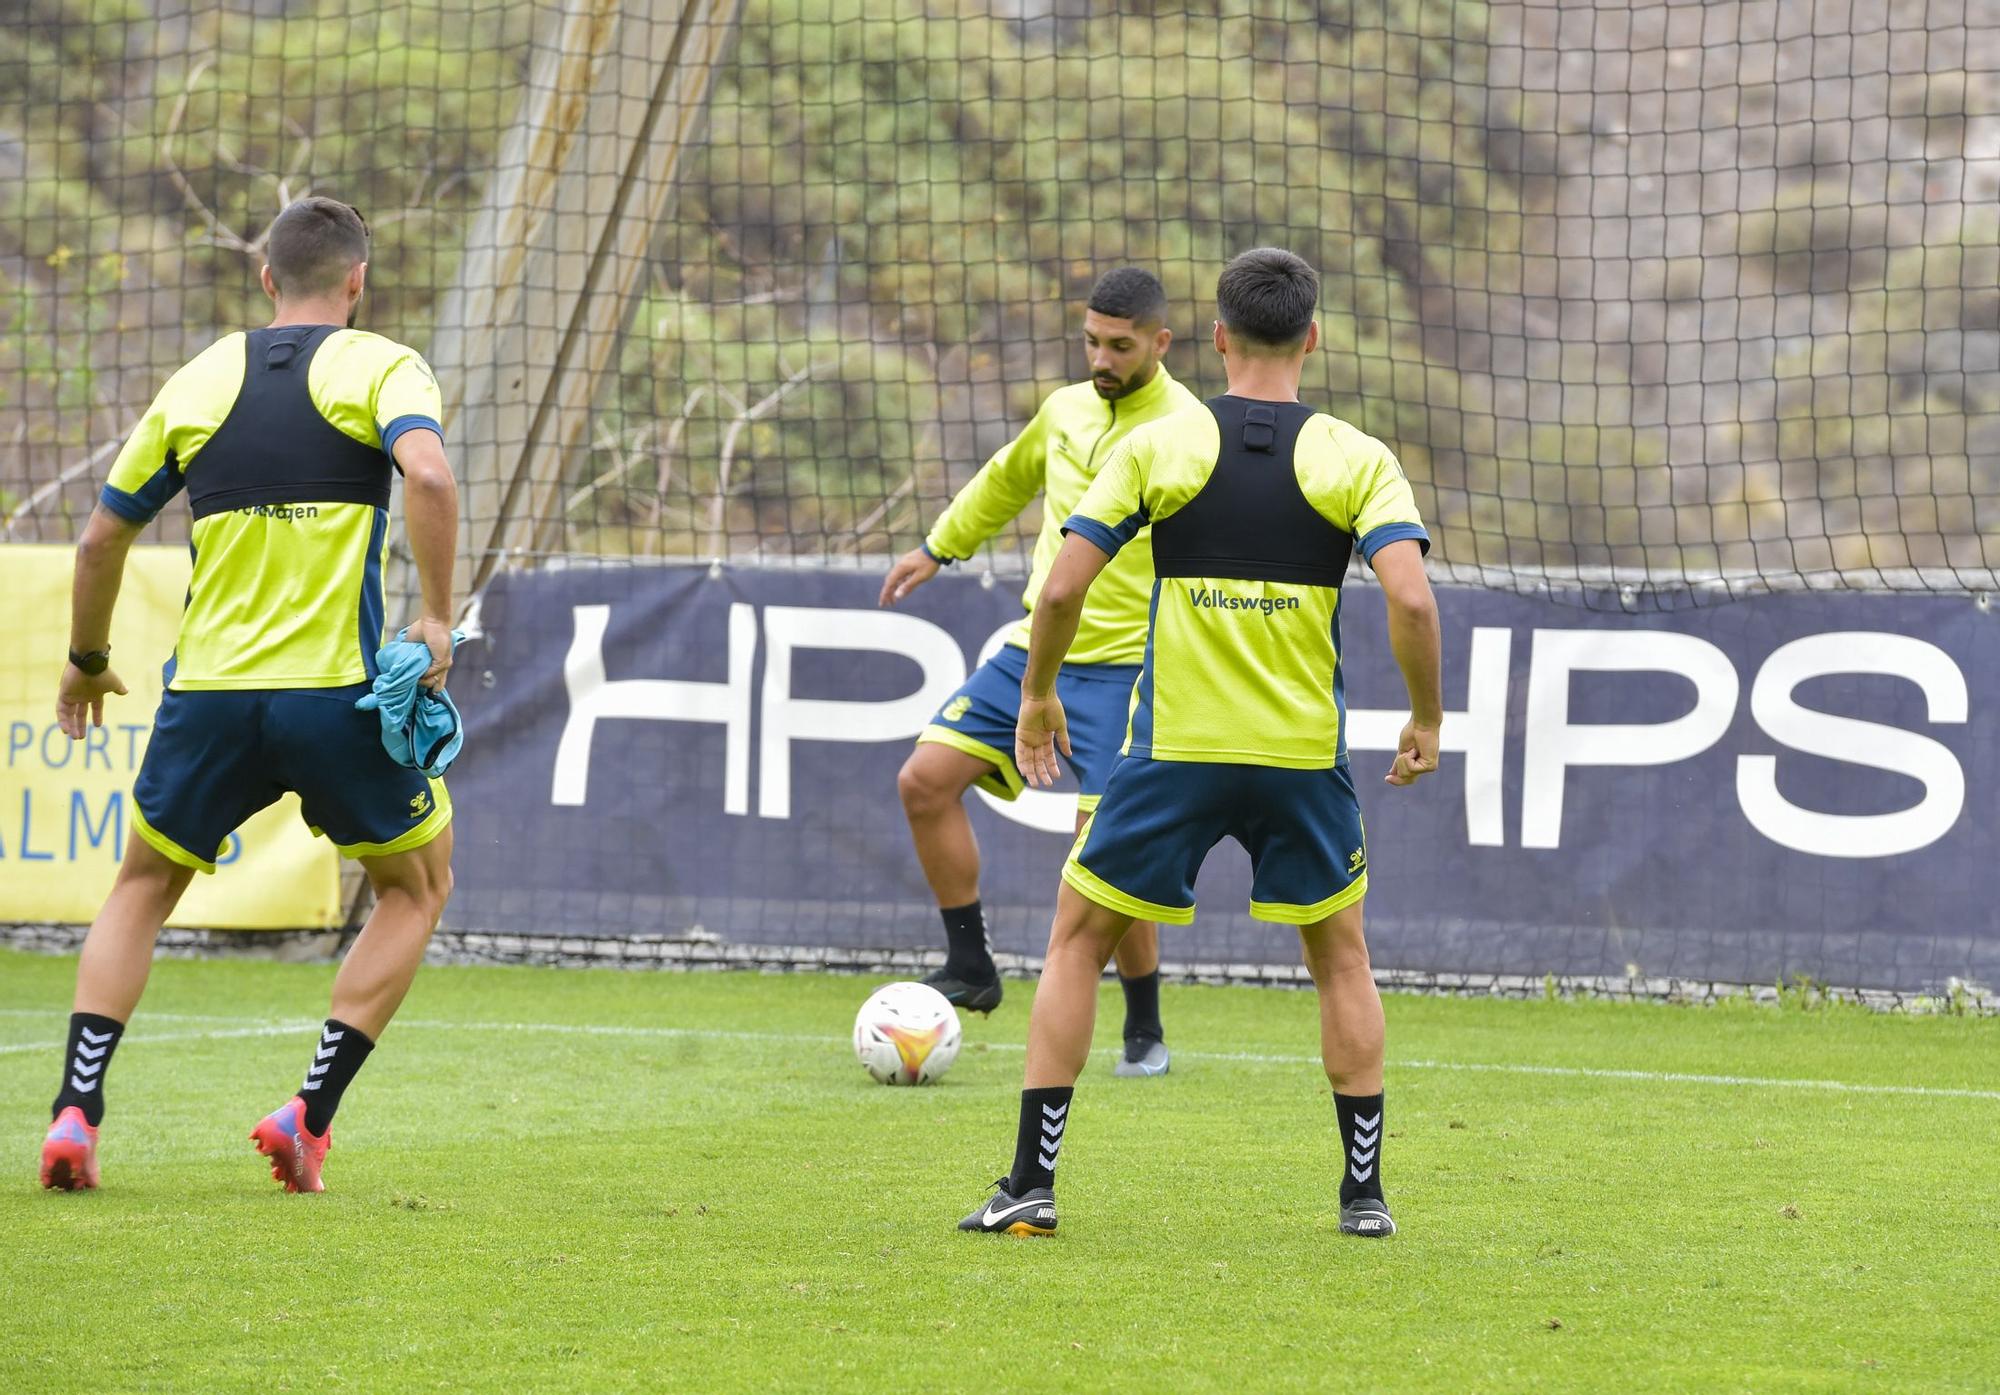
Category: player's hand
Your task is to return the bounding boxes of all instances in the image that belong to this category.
[56,663,128,740]
[1016,691,1072,788]
[879,547,941,607]
[1385,718,1440,786]
[410,615,454,690]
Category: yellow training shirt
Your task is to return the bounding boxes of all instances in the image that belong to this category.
[1064,395,1429,768]
[100,326,444,690]
[924,366,1197,667]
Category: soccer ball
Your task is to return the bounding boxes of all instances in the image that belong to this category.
[853,981,962,1086]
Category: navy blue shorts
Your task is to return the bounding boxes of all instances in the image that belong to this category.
[917,644,1140,810]
[132,685,452,872]
[1063,757,1368,924]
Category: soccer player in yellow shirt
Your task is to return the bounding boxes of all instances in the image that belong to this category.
[880,269,1196,1075]
[959,248,1443,1239]
[39,198,460,1195]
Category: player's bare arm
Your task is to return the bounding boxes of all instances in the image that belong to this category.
[1016,533,1111,787]
[879,545,942,607]
[56,505,142,739]
[1372,537,1442,786]
[395,425,459,689]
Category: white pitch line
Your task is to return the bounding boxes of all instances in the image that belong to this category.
[3,1016,1996,1104]
[1389,1057,2000,1103]
[0,1009,262,1023]
[384,1020,2000,1103]
[0,1023,313,1057]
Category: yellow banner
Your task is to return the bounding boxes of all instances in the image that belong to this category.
[0,545,343,929]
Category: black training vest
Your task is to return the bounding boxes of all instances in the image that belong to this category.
[1149,396,1353,588]
[186,326,391,521]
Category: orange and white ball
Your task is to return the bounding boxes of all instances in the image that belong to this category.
[853,981,962,1085]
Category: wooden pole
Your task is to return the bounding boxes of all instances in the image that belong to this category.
[406,0,746,616]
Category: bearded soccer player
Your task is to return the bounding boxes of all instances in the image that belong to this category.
[38,198,459,1194]
[958,248,1443,1239]
[880,268,1197,1076]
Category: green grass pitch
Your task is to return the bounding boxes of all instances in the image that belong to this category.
[2,947,1996,1394]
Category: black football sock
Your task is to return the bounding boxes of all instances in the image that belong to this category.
[299,1019,375,1135]
[1118,969,1163,1044]
[1335,1091,1385,1203]
[1008,1085,1073,1194]
[939,901,996,980]
[52,1012,124,1127]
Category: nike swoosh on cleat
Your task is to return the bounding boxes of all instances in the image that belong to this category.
[980,1197,1052,1228]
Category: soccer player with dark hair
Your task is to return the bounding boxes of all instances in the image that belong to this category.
[880,267,1197,1076]
[38,196,461,1194]
[959,247,1442,1238]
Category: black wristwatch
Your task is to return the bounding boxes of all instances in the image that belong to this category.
[69,647,111,676]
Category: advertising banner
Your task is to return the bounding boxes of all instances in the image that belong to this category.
[442,563,1997,992]
[0,546,343,929]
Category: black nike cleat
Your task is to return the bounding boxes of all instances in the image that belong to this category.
[1339,1195,1396,1238]
[958,1178,1057,1236]
[923,967,1003,1014]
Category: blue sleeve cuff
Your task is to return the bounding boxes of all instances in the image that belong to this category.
[1061,510,1146,559]
[98,484,156,524]
[1359,522,1430,562]
[98,453,188,524]
[921,540,955,565]
[379,414,443,465]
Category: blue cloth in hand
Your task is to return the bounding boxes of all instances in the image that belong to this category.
[355,628,466,778]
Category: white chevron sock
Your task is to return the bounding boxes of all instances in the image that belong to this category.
[1335,1091,1386,1201]
[55,1013,125,1126]
[297,1019,374,1135]
[1012,1087,1074,1192]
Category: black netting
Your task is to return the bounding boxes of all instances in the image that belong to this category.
[6,1,1997,600]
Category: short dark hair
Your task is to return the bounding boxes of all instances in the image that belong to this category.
[1216,247,1319,350]
[266,197,369,298]
[1086,266,1168,328]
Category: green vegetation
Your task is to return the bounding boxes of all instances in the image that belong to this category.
[3,949,1998,1392]
[4,1,1994,581]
